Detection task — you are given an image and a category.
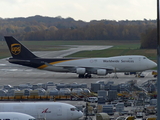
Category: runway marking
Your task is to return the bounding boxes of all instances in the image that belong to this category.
[8,69,19,71]
[0,64,6,66]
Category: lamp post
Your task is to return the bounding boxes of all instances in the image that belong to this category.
[157,0,160,119]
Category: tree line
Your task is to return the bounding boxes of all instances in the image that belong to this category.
[0,15,157,48]
[140,28,157,49]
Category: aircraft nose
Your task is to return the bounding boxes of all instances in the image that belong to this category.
[150,61,157,68]
[73,111,83,119]
[147,60,157,69]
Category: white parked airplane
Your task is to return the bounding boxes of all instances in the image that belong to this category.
[4,36,157,78]
[0,102,83,120]
[0,112,36,120]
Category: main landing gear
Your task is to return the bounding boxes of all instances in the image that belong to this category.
[112,68,118,78]
[78,73,92,78]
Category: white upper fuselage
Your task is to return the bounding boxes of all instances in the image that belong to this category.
[43,55,157,73]
[0,102,83,120]
[0,112,35,120]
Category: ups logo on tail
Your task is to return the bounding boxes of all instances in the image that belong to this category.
[11,43,21,55]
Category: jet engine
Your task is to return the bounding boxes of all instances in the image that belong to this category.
[97,69,107,75]
[76,68,86,74]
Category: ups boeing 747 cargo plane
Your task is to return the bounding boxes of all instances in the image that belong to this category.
[4,36,157,78]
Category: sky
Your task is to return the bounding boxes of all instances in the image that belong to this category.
[0,0,157,22]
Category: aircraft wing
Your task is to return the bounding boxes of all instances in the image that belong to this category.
[45,62,115,74]
[66,66,115,74]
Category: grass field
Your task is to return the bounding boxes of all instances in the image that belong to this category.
[0,40,157,62]
[66,42,157,62]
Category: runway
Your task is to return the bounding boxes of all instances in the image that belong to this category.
[0,45,155,87]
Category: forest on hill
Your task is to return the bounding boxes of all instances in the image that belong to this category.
[0,15,157,49]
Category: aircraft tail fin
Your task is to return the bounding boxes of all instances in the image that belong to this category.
[4,36,38,59]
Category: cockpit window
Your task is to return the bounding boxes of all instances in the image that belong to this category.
[70,108,76,111]
[29,119,36,120]
[143,57,146,59]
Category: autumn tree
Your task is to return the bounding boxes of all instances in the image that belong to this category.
[140,28,157,49]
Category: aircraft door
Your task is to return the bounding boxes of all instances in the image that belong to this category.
[138,57,141,66]
[56,105,62,116]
